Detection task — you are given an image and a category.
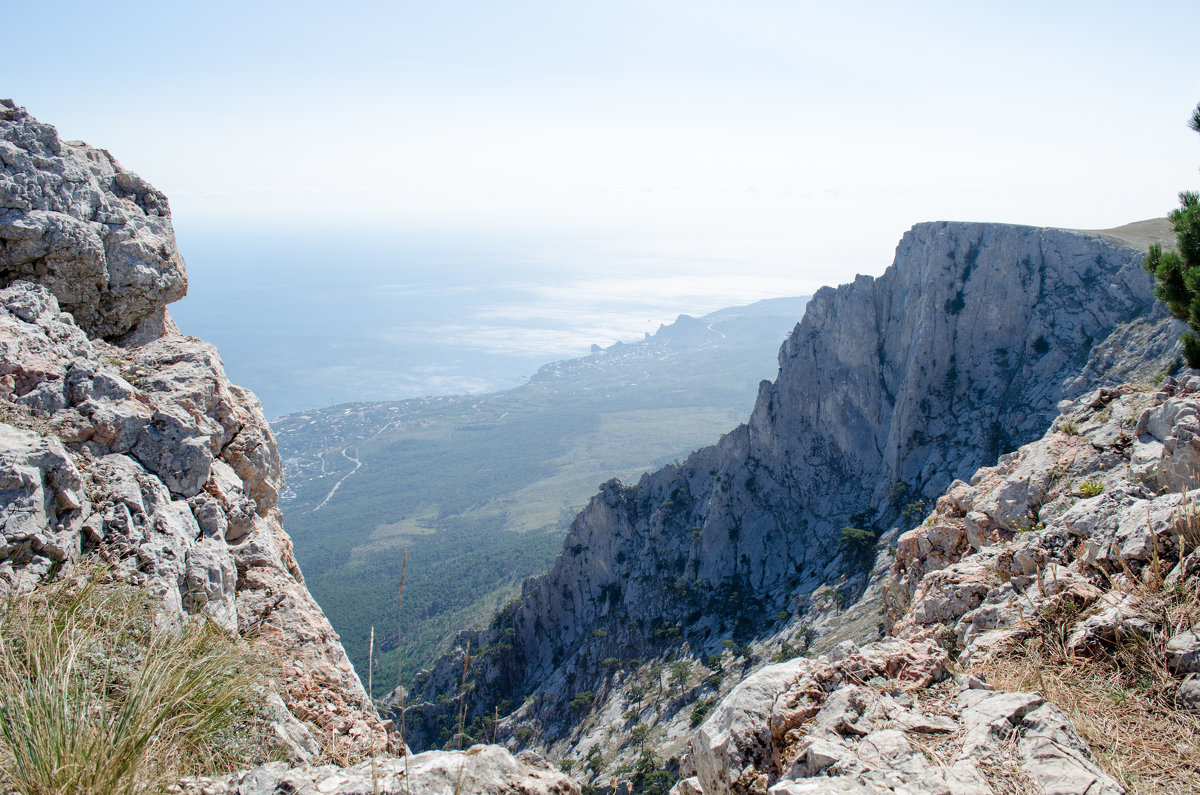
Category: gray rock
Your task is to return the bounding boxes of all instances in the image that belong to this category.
[809,686,886,739]
[786,736,855,777]
[669,777,704,795]
[0,422,86,592]
[176,746,580,794]
[956,690,1044,760]
[892,711,958,733]
[768,776,876,793]
[0,100,186,341]
[1067,591,1157,653]
[1166,627,1200,675]
[684,659,810,795]
[1017,703,1124,795]
[1177,674,1200,710]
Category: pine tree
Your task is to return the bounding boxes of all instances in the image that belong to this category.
[1144,102,1200,366]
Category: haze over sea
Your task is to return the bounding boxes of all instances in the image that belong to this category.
[169,224,826,419]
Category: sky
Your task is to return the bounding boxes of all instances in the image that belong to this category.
[7,1,1200,412]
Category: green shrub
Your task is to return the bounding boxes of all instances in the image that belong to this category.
[902,500,928,524]
[586,745,603,774]
[568,691,595,711]
[669,660,691,689]
[1078,480,1105,498]
[836,526,878,563]
[689,697,715,727]
[632,748,674,795]
[0,565,276,795]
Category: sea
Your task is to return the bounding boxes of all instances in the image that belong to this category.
[169,225,827,419]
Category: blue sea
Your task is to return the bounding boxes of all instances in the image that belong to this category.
[169,225,820,418]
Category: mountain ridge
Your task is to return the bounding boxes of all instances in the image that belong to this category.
[405,219,1185,780]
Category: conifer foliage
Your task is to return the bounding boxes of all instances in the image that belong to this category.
[1144,102,1200,366]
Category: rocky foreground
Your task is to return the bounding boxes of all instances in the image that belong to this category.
[675,378,1200,793]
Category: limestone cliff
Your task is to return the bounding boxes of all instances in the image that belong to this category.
[0,98,393,761]
[675,376,1200,793]
[407,220,1184,777]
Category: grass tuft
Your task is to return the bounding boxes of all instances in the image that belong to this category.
[0,563,280,794]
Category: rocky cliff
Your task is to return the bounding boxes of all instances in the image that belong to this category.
[675,376,1200,793]
[407,219,1185,778]
[0,101,579,793]
[0,97,391,760]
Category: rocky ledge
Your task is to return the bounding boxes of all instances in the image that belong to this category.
[0,99,186,342]
[177,745,579,795]
[674,376,1200,793]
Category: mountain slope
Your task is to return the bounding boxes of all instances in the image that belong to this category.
[406,220,1184,778]
[271,297,809,685]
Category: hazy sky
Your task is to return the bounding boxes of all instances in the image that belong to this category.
[8,0,1200,308]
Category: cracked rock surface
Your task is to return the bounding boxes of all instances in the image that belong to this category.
[0,99,186,341]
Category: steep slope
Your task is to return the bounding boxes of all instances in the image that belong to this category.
[271,296,809,686]
[407,220,1183,776]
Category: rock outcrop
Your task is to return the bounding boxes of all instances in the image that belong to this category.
[670,374,1200,793]
[679,643,1123,794]
[408,220,1184,781]
[0,101,392,763]
[0,99,186,343]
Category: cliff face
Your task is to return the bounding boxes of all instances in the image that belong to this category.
[408,220,1183,764]
[0,99,389,761]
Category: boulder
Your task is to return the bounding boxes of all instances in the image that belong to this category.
[683,659,810,795]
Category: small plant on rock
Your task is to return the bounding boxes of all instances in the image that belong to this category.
[568,691,595,711]
[836,526,879,565]
[1078,480,1105,498]
[690,697,715,727]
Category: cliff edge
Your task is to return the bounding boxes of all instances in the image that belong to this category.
[0,101,580,793]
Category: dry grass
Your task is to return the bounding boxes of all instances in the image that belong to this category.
[973,730,1038,795]
[0,563,280,794]
[970,571,1200,794]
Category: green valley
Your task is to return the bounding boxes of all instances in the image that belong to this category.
[272,297,809,693]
